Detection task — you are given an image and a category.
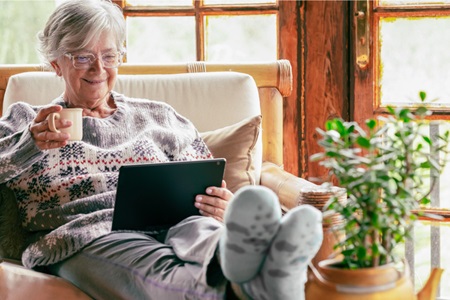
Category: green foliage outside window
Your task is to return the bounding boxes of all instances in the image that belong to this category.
[0,1,56,64]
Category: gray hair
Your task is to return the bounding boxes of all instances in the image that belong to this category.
[38,0,126,69]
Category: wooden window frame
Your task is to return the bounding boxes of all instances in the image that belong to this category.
[353,0,450,219]
[354,1,450,125]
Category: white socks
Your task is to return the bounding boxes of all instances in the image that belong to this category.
[247,204,323,299]
[219,186,282,283]
[219,185,323,300]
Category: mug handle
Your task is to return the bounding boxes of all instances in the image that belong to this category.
[47,112,61,133]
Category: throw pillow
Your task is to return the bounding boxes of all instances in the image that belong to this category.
[200,115,262,193]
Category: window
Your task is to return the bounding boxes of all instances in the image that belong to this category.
[353,1,450,297]
[1,0,282,64]
[114,0,278,62]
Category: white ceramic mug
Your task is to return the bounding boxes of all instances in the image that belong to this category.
[47,108,83,141]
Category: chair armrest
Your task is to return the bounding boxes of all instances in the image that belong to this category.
[0,261,92,299]
[0,258,22,266]
[260,162,318,213]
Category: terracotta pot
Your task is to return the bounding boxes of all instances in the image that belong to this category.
[311,213,344,267]
[305,258,415,300]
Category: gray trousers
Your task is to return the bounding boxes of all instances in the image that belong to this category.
[48,216,227,300]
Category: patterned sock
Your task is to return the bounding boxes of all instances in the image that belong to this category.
[219,185,282,283]
[243,204,323,300]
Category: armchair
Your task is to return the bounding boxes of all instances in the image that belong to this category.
[0,60,318,299]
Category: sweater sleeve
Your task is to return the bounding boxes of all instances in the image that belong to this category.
[157,102,213,162]
[0,102,46,183]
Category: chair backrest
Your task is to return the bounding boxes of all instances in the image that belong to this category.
[0,61,292,168]
[3,71,260,132]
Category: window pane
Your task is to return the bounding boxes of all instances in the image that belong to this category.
[435,121,450,210]
[380,121,450,209]
[396,221,450,297]
[126,17,195,63]
[379,16,450,106]
[0,0,56,64]
[205,14,277,61]
[204,0,276,4]
[422,122,450,210]
[126,0,193,6]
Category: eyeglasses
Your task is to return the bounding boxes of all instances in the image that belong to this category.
[64,51,123,69]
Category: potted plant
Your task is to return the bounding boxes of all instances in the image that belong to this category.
[306,92,448,299]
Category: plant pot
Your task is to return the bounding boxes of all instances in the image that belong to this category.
[305,258,415,300]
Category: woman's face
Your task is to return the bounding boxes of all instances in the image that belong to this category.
[51,32,119,108]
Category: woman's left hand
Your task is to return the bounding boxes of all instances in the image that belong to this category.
[195,180,233,222]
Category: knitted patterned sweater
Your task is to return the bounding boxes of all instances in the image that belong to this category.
[0,92,212,268]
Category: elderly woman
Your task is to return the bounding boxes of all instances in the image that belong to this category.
[0,0,323,299]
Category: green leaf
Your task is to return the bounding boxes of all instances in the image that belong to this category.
[399,108,411,121]
[386,106,395,115]
[366,119,377,130]
[419,91,427,102]
[415,106,429,117]
[347,124,355,135]
[372,243,380,255]
[335,119,346,134]
[357,246,367,260]
[356,136,371,149]
[421,197,431,205]
[325,119,335,131]
[422,136,431,145]
[420,161,431,169]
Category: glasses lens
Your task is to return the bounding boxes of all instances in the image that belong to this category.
[73,54,94,69]
[102,52,121,68]
[69,52,122,69]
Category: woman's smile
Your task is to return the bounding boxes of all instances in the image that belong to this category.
[82,78,107,85]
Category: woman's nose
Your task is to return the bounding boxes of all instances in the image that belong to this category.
[89,56,105,72]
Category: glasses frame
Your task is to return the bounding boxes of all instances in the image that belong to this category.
[64,51,124,69]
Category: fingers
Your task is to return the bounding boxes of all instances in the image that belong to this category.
[30,105,71,150]
[195,184,234,222]
[33,131,70,150]
[35,105,62,123]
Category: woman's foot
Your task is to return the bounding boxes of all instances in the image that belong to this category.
[219,186,282,283]
[242,204,323,300]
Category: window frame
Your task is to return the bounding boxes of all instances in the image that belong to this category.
[113,0,279,61]
[354,1,450,123]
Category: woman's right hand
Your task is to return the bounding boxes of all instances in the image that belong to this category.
[29,105,71,150]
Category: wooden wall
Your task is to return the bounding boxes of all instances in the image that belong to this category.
[296,1,350,183]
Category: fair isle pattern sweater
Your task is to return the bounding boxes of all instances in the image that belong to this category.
[0,92,212,268]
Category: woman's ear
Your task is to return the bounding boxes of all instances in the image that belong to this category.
[51,60,62,76]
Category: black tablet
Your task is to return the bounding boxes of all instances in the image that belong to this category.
[111,158,226,231]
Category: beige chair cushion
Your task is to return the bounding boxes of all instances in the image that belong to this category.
[201,115,262,193]
[3,71,261,131]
